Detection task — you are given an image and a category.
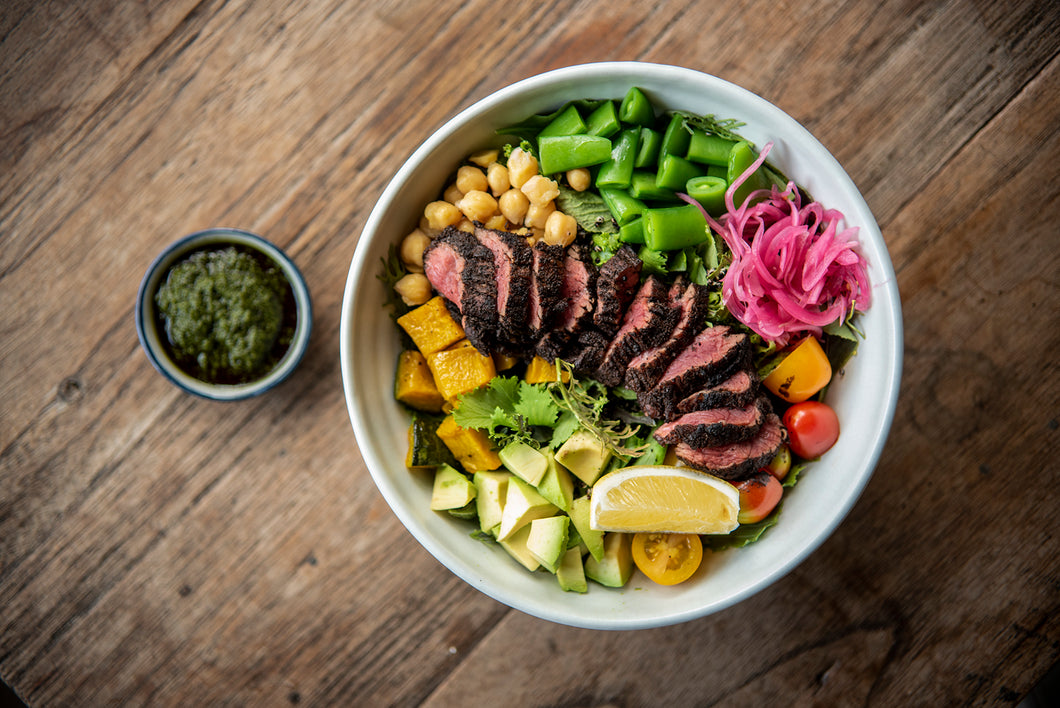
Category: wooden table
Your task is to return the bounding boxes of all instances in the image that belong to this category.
[3,0,1058,704]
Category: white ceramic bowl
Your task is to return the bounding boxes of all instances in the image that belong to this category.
[137,227,313,401]
[340,62,902,629]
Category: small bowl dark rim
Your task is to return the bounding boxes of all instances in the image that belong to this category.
[135,227,313,401]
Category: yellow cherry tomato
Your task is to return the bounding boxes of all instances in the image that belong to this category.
[762,335,832,403]
[631,532,704,586]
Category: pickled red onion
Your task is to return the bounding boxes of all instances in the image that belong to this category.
[702,142,872,346]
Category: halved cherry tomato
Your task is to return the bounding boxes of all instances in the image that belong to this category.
[762,335,832,403]
[631,532,703,586]
[782,400,840,460]
[764,444,792,481]
[734,472,783,524]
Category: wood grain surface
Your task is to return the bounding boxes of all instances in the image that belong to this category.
[2,0,1058,705]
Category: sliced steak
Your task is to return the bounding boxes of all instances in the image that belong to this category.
[638,325,751,421]
[527,241,566,340]
[653,396,771,447]
[675,368,759,414]
[594,275,679,387]
[474,224,532,350]
[674,413,784,480]
[534,243,597,361]
[422,226,497,352]
[624,279,713,392]
[593,245,642,338]
[567,329,610,375]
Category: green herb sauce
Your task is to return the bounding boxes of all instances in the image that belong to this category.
[155,245,296,385]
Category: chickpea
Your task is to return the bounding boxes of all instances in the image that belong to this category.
[566,168,591,192]
[455,165,489,194]
[393,273,432,306]
[498,188,530,225]
[484,214,508,231]
[468,149,499,168]
[543,210,578,247]
[524,201,555,230]
[456,190,499,223]
[442,182,463,204]
[507,147,539,189]
[399,228,431,271]
[456,218,475,233]
[486,162,510,196]
[424,201,461,230]
[520,174,560,207]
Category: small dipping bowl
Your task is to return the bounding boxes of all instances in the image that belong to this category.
[136,227,312,401]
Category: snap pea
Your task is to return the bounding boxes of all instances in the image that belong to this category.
[538,134,612,175]
[727,140,769,207]
[596,128,640,189]
[659,113,691,156]
[685,175,728,216]
[629,170,677,202]
[642,204,709,251]
[686,130,736,166]
[634,127,661,168]
[600,187,646,226]
[618,86,655,128]
[538,104,587,137]
[656,153,708,192]
[585,100,621,137]
[619,216,645,244]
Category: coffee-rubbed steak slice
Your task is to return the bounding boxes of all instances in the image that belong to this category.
[624,278,713,392]
[568,329,610,375]
[474,224,532,350]
[675,413,783,480]
[675,369,759,414]
[534,243,597,362]
[638,325,751,421]
[527,241,566,340]
[593,245,642,338]
[594,276,678,387]
[422,226,497,353]
[653,396,770,448]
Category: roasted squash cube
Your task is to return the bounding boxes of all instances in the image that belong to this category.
[396,296,465,354]
[427,340,497,402]
[395,350,445,412]
[524,355,570,384]
[436,414,502,472]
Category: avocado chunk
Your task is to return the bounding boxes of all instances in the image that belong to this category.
[569,495,605,562]
[526,515,570,573]
[473,470,511,536]
[584,532,633,588]
[499,440,549,486]
[535,450,574,513]
[556,546,588,593]
[499,523,540,572]
[430,464,477,511]
[497,477,559,541]
[555,429,612,486]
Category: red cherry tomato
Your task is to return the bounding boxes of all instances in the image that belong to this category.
[782,401,840,460]
[734,472,783,524]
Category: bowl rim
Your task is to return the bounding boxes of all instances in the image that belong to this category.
[340,61,903,629]
[136,227,313,401]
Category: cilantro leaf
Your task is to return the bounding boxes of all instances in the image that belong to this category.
[514,381,559,427]
[550,410,580,449]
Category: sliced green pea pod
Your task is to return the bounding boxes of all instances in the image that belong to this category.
[599,188,646,226]
[596,128,640,189]
[629,170,678,201]
[656,153,708,192]
[634,127,661,168]
[585,101,621,137]
[619,87,655,127]
[539,104,587,137]
[538,135,613,174]
[685,175,728,216]
[618,217,644,244]
[727,140,769,207]
[659,113,691,156]
[686,130,736,166]
[642,204,709,251]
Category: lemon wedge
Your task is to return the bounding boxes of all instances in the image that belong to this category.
[589,465,740,534]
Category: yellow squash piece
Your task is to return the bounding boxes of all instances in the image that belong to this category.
[524,355,570,384]
[427,340,497,402]
[396,296,465,354]
[436,414,502,472]
[394,350,445,412]
[493,352,519,371]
